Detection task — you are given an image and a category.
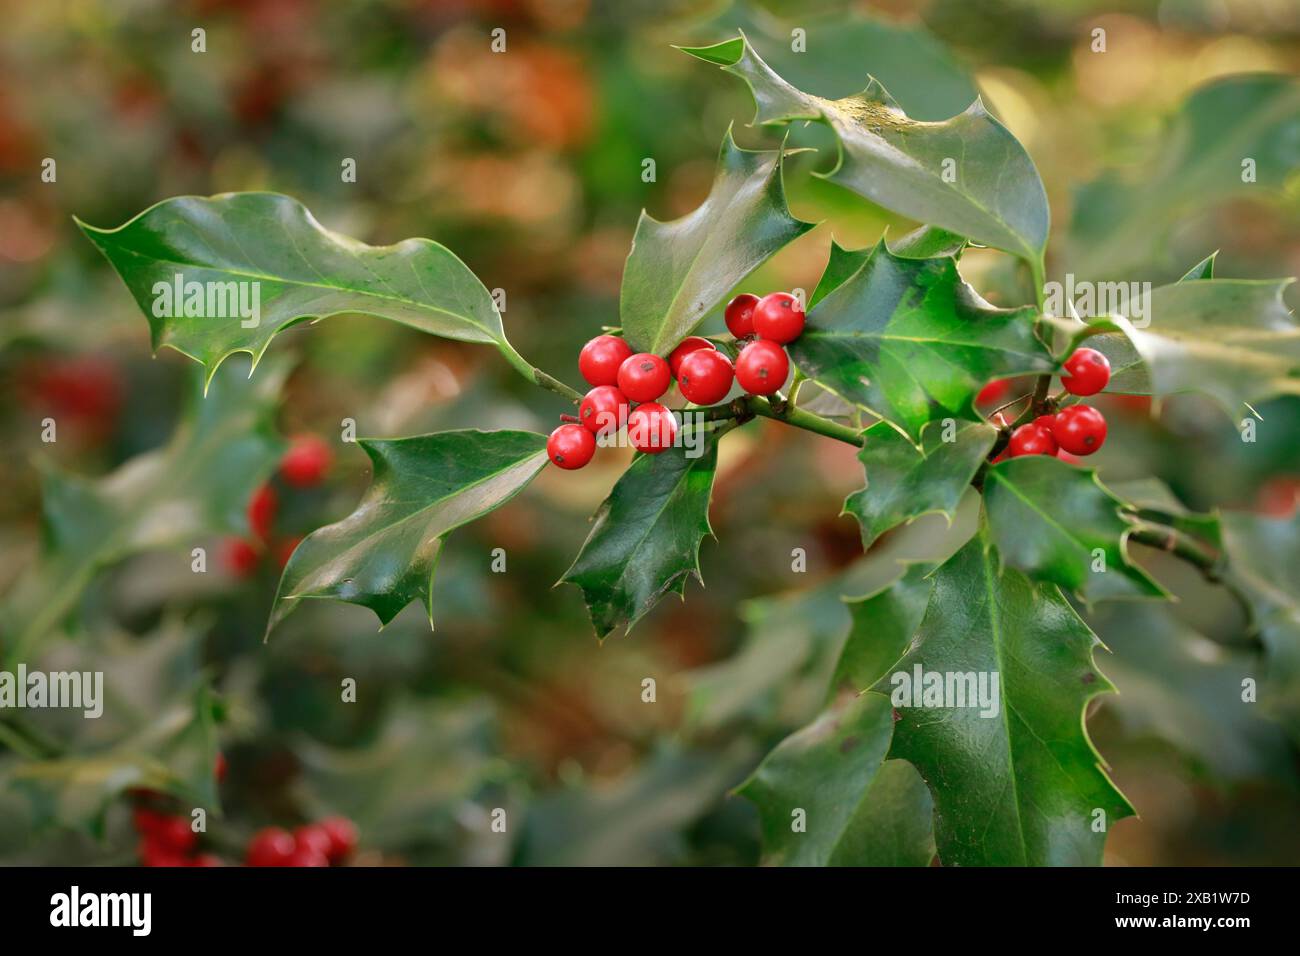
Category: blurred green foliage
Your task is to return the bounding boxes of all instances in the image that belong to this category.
[1,0,1297,865]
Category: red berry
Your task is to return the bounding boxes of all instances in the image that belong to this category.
[214,752,228,783]
[1256,477,1300,518]
[725,293,759,338]
[139,837,188,868]
[190,854,223,867]
[287,845,330,867]
[295,824,334,859]
[1008,423,1058,458]
[1062,347,1111,396]
[626,402,677,454]
[668,337,714,378]
[24,356,123,423]
[247,827,297,867]
[616,352,671,403]
[677,349,734,405]
[280,434,333,487]
[976,378,1011,407]
[1053,405,1108,455]
[547,424,596,470]
[578,335,633,387]
[247,482,277,541]
[735,340,790,395]
[317,817,359,862]
[752,292,805,344]
[1034,414,1056,433]
[132,806,166,835]
[578,385,628,437]
[221,537,260,577]
[153,815,198,854]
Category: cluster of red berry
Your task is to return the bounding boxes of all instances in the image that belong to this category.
[222,433,333,575]
[245,818,358,868]
[547,291,807,469]
[130,753,228,867]
[1005,347,1111,459]
[129,752,360,867]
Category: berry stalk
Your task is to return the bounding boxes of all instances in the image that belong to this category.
[693,395,863,446]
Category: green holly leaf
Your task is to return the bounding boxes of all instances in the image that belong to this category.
[1179,251,1217,282]
[561,437,720,638]
[845,420,995,549]
[79,192,512,383]
[1051,277,1300,414]
[619,128,814,355]
[789,242,1053,439]
[1068,74,1300,281]
[809,227,966,310]
[737,692,934,866]
[0,359,285,667]
[983,456,1163,602]
[1127,279,1300,413]
[268,430,548,634]
[688,3,978,121]
[878,529,1133,865]
[1085,602,1295,783]
[834,562,936,694]
[1104,477,1222,551]
[681,33,1049,267]
[1220,512,1300,742]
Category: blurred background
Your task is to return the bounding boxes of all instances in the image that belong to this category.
[0,0,1298,866]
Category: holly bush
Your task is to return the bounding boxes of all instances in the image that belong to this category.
[2,1,1298,868]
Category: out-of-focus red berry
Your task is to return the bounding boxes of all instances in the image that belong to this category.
[317,817,359,862]
[247,483,277,541]
[221,537,260,577]
[280,434,333,487]
[247,827,297,867]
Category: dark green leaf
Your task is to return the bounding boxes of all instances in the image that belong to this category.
[809,227,966,310]
[561,437,720,638]
[1104,477,1222,550]
[1178,251,1217,282]
[619,129,814,355]
[845,419,995,549]
[879,530,1134,865]
[269,430,548,634]
[681,34,1049,265]
[686,6,977,121]
[834,562,935,694]
[1051,278,1300,413]
[789,242,1053,438]
[983,456,1163,601]
[738,692,932,866]
[79,192,508,381]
